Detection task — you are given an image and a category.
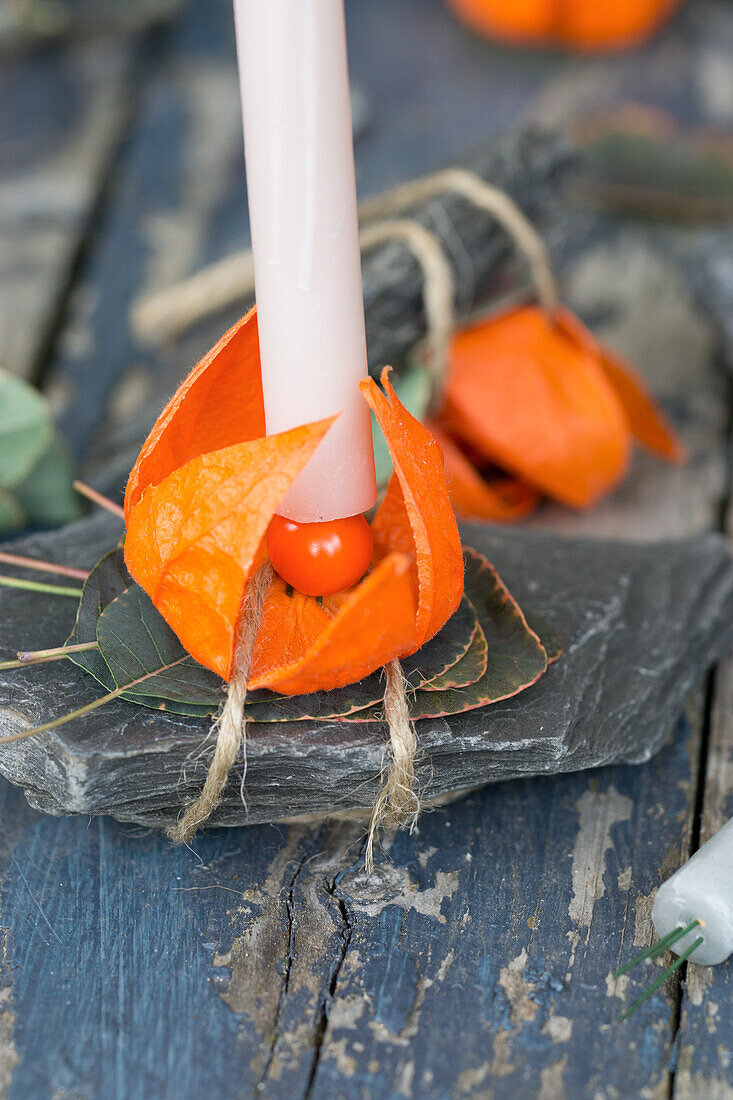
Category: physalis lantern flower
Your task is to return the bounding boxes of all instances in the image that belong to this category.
[124,308,464,695]
[435,305,683,520]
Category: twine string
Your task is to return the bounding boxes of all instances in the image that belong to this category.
[365,659,419,874]
[167,561,273,844]
[355,166,559,317]
[131,167,558,346]
[358,218,455,409]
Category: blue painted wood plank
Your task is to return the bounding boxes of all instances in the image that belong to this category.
[0,714,702,1099]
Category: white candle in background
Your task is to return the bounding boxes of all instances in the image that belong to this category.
[233,0,376,523]
[652,816,733,966]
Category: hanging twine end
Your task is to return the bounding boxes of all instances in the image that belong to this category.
[365,658,420,873]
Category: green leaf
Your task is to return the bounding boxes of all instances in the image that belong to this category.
[0,488,25,533]
[66,546,131,689]
[0,370,81,536]
[576,108,733,222]
[244,594,479,722]
[523,612,562,664]
[372,363,432,489]
[0,369,52,489]
[63,545,550,726]
[95,584,224,708]
[407,549,548,718]
[347,548,548,721]
[421,602,488,691]
[14,438,82,527]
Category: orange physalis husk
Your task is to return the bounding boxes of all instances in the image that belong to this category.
[437,304,683,512]
[124,308,464,694]
[427,420,540,522]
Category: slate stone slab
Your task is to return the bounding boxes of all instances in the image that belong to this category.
[0,513,731,829]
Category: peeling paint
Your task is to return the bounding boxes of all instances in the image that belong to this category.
[0,986,18,1100]
[325,1038,357,1078]
[542,1015,573,1043]
[676,1071,733,1100]
[686,962,716,1007]
[457,1060,491,1094]
[498,949,538,1027]
[605,970,629,1001]
[538,1053,568,1099]
[341,865,459,923]
[633,889,657,948]
[567,786,632,971]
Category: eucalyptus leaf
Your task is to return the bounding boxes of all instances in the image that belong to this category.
[0,370,51,489]
[14,437,81,528]
[0,489,25,532]
[0,370,80,536]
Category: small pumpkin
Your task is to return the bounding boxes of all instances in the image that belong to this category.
[446,0,680,50]
[124,308,465,695]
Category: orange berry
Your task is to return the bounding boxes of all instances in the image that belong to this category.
[266,513,373,597]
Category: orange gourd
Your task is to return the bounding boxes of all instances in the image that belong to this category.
[447,0,680,50]
[124,308,464,695]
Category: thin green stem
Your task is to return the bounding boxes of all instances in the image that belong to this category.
[0,657,188,742]
[0,688,125,742]
[0,641,98,670]
[613,920,700,978]
[621,937,704,1021]
[0,576,83,598]
[647,920,700,961]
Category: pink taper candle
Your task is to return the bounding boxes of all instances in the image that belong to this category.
[233,0,377,523]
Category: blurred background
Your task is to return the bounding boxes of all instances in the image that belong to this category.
[1,0,732,536]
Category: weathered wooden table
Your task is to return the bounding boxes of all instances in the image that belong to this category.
[2,0,733,1096]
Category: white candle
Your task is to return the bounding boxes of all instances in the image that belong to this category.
[652,817,733,966]
[233,0,376,523]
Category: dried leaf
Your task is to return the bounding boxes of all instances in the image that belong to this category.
[597,343,685,463]
[372,363,432,490]
[364,368,464,645]
[126,420,333,680]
